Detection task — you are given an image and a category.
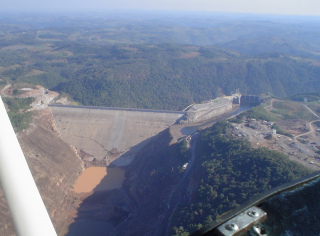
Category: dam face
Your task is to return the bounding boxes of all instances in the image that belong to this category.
[50,106,185,166]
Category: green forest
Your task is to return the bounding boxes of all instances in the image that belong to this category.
[1,42,320,110]
[1,13,320,110]
[171,121,310,235]
[1,13,319,236]
[3,97,34,132]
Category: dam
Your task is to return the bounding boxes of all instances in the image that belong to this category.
[50,105,186,166]
[50,98,234,167]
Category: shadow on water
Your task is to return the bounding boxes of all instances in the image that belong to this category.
[64,133,163,236]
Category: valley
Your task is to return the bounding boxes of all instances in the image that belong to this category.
[1,80,320,235]
[0,12,320,236]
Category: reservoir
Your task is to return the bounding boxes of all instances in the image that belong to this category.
[73,166,125,193]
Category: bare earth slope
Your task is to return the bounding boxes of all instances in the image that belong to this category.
[0,109,83,235]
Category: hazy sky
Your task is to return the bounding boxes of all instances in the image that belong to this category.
[2,0,320,16]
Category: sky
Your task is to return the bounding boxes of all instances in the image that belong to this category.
[1,0,320,16]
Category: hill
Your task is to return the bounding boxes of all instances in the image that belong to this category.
[1,13,320,110]
[171,121,311,235]
[1,42,320,110]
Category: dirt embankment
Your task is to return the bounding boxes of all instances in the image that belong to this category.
[0,109,83,235]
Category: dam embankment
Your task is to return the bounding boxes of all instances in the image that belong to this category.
[50,99,234,166]
[50,105,185,166]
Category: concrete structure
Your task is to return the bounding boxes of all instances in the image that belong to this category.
[50,98,234,166]
[233,96,241,104]
[186,98,233,122]
[50,106,185,166]
[240,95,262,104]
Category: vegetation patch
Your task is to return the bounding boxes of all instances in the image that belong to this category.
[228,105,277,123]
[3,97,34,132]
[290,93,320,103]
[0,79,6,85]
[271,101,314,120]
[1,37,320,110]
[7,112,33,132]
[238,105,277,121]
[171,121,310,235]
[0,79,7,90]
[297,138,308,144]
[176,140,190,163]
[271,123,294,138]
[22,72,66,89]
[227,117,243,123]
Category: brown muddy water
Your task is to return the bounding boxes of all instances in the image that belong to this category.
[73,166,125,193]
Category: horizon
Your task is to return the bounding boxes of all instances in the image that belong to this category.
[1,0,320,17]
[1,9,320,23]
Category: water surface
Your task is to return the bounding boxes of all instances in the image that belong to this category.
[73,166,125,193]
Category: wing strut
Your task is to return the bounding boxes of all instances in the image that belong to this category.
[0,97,57,236]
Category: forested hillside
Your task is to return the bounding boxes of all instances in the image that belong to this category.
[1,42,320,110]
[171,121,310,235]
[1,13,320,110]
[1,12,320,236]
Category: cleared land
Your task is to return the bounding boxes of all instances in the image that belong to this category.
[229,99,320,171]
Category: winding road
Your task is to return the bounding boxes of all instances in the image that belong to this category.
[294,104,320,140]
